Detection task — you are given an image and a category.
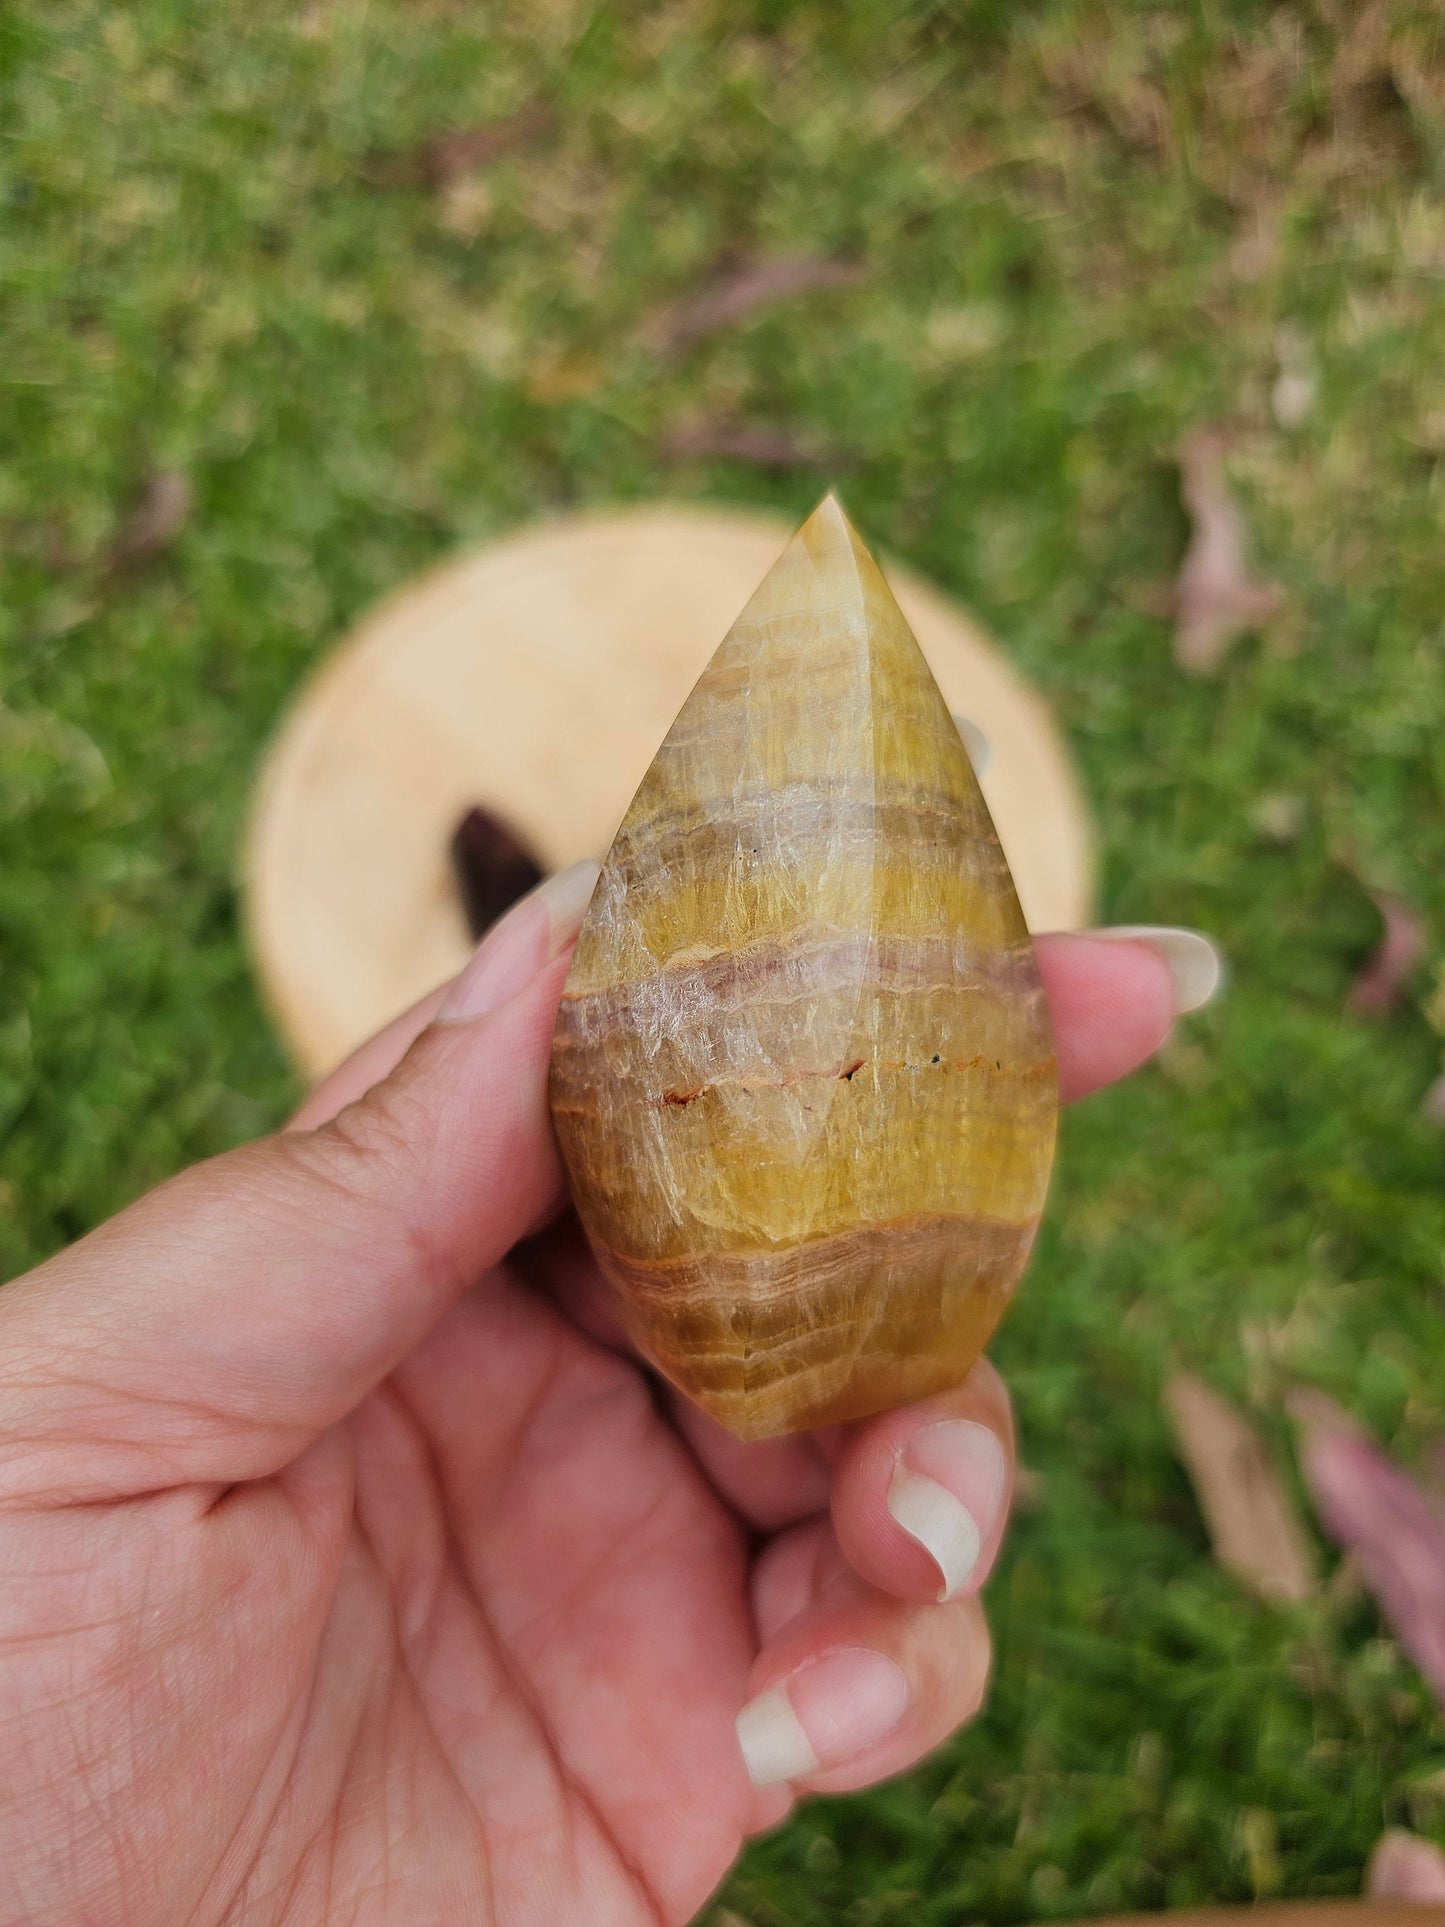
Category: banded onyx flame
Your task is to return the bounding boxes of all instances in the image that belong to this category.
[549,496,1057,1439]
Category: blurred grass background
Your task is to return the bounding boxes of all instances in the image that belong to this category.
[4,2,1445,1919]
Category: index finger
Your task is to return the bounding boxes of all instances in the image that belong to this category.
[1038,929,1193,1102]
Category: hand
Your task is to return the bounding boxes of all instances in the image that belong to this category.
[0,869,1195,1926]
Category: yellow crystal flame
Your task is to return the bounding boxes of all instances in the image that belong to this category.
[549,494,1057,1438]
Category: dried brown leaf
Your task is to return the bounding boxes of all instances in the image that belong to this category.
[105,471,193,572]
[1173,427,1282,675]
[368,104,554,190]
[1348,891,1427,1015]
[658,418,853,472]
[1165,1372,1316,1604]
[1368,1829,1445,1902]
[1293,1391,1445,1712]
[649,254,866,358]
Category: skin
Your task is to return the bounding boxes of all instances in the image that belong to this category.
[0,912,1174,1927]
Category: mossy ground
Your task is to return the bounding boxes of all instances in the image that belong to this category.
[4,4,1445,1919]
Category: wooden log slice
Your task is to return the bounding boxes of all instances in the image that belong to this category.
[245,503,1096,1080]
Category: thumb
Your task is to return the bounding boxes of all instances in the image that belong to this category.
[0,861,600,1500]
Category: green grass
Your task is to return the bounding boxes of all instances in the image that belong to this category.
[5,2,1445,1918]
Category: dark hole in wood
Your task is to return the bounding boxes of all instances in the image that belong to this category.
[449,805,546,940]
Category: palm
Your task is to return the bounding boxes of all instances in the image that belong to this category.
[295,1259,758,1926]
[122,1256,758,1925]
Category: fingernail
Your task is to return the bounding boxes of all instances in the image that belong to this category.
[437,858,599,1025]
[887,1419,1008,1601]
[951,714,991,775]
[1090,925,1224,1014]
[736,1649,910,1789]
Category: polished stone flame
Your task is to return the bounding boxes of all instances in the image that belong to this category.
[549,495,1057,1438]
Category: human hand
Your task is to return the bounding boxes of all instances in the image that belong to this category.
[0,866,1209,1926]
